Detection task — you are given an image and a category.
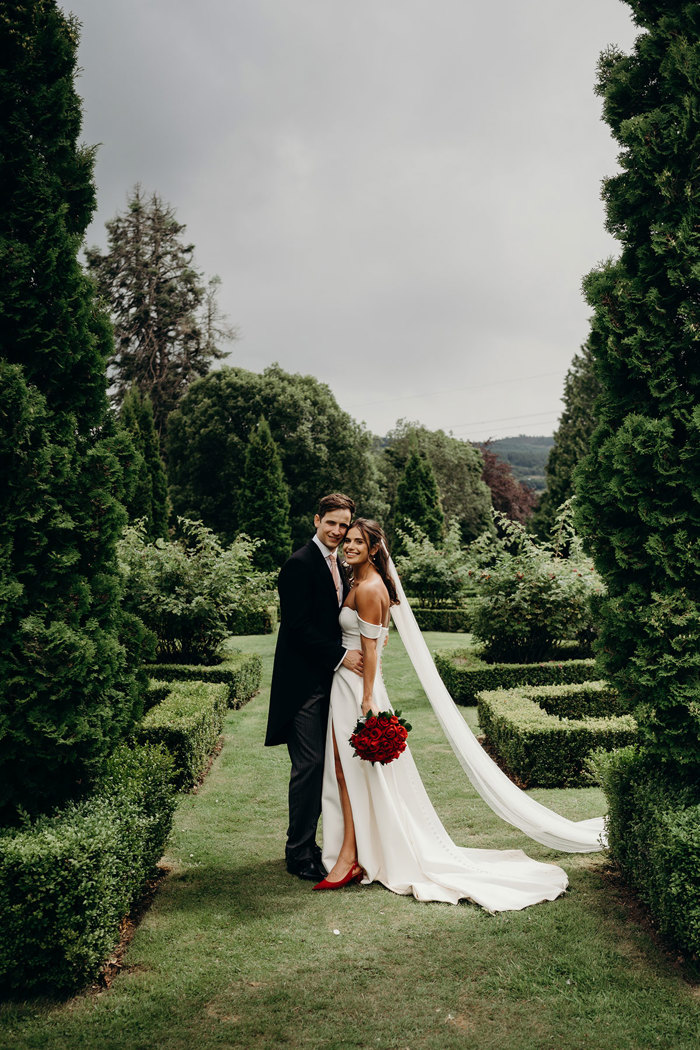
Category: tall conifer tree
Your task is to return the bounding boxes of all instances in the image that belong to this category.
[380,422,492,544]
[394,446,445,552]
[239,416,292,570]
[119,388,153,529]
[138,391,170,539]
[0,1,146,819]
[119,387,169,539]
[532,343,601,539]
[575,1,700,775]
[86,187,235,436]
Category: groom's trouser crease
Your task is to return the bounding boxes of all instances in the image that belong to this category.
[285,687,329,861]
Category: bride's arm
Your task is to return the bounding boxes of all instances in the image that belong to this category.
[355,585,382,717]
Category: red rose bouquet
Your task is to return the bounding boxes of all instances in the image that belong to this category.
[349,709,412,765]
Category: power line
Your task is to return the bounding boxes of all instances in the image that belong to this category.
[343,370,563,411]
[448,410,561,432]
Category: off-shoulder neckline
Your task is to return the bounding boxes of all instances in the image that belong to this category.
[356,613,390,630]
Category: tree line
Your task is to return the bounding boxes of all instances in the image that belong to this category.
[82,185,576,564]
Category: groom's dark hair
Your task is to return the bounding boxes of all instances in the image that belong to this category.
[318,492,355,519]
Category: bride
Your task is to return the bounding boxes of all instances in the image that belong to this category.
[317,518,574,912]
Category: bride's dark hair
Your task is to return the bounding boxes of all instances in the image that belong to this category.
[347,518,400,606]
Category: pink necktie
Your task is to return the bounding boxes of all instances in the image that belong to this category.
[328,554,342,606]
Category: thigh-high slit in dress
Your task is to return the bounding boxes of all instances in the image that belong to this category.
[320,607,569,911]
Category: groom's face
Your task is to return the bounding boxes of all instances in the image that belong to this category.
[314,509,352,551]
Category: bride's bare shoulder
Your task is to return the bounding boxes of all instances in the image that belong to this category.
[355,576,388,622]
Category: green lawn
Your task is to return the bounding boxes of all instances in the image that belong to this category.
[2,631,699,1050]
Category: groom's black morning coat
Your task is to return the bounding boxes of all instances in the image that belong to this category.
[265,539,348,746]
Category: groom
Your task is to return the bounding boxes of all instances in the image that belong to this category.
[265,492,363,881]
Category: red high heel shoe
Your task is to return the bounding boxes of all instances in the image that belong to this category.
[313,864,363,891]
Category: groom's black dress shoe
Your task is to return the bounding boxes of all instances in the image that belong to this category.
[287,857,327,881]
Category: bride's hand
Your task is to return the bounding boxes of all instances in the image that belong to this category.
[362,698,380,717]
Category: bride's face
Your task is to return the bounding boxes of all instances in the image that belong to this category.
[343,526,374,567]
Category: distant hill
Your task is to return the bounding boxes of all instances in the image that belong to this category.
[476,435,553,492]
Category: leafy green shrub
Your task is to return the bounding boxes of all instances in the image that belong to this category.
[136,681,228,789]
[0,743,176,994]
[470,507,603,663]
[477,682,637,788]
[592,748,700,958]
[395,520,469,607]
[118,518,275,664]
[435,647,596,706]
[229,603,278,636]
[145,649,262,709]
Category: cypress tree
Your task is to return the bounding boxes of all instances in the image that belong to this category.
[380,421,492,544]
[575,1,700,776]
[0,1,146,819]
[239,416,292,570]
[394,446,445,552]
[531,342,601,539]
[138,391,169,539]
[119,387,169,539]
[119,388,153,531]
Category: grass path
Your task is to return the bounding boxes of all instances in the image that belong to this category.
[2,632,700,1050]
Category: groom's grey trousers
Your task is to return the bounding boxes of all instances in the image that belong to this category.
[286,686,329,862]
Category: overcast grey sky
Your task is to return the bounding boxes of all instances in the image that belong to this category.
[68,0,638,441]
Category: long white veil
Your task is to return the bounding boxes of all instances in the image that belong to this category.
[387,557,606,853]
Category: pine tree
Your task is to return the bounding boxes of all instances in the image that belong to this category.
[531,343,601,538]
[394,446,445,552]
[239,417,292,570]
[575,1,700,776]
[0,1,147,820]
[119,387,169,539]
[86,186,235,436]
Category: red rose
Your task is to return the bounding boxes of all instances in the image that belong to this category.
[349,708,412,764]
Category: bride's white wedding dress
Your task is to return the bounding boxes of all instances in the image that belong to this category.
[321,607,570,911]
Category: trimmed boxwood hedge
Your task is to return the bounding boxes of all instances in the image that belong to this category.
[144,680,171,713]
[0,743,176,994]
[410,605,473,632]
[477,681,637,788]
[435,647,597,706]
[592,747,700,959]
[145,648,262,708]
[137,681,228,789]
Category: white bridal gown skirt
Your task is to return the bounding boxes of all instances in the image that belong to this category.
[321,610,569,912]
